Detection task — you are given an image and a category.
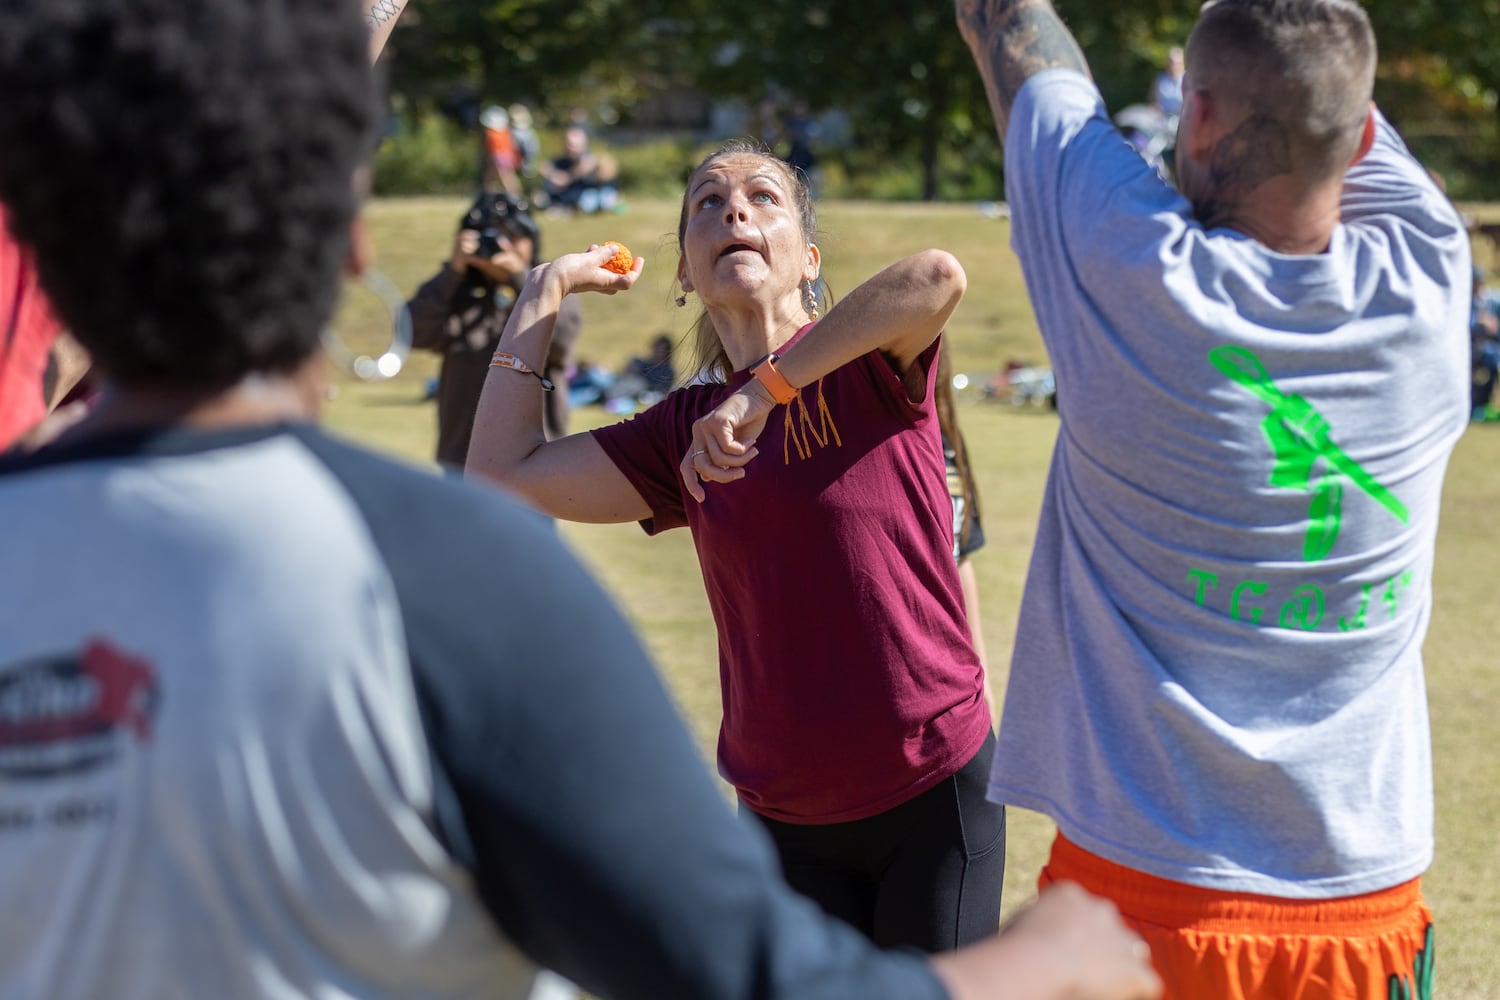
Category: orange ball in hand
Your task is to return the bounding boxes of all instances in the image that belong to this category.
[602,243,634,274]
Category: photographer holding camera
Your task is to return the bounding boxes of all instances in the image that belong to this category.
[408,192,582,469]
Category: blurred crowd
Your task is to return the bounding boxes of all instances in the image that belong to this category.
[1473,266,1500,421]
[476,102,621,216]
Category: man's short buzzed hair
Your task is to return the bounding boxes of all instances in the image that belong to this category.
[1189,0,1376,180]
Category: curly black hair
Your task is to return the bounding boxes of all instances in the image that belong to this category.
[0,0,374,388]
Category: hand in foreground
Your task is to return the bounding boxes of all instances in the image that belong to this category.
[931,882,1161,1000]
[545,243,644,298]
[679,382,776,503]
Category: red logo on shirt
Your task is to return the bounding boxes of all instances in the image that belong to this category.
[0,638,160,779]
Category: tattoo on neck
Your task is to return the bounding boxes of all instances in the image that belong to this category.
[1194,196,1233,231]
[1210,114,1293,196]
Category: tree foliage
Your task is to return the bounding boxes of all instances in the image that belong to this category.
[383,0,655,120]
[382,0,1500,199]
[1364,0,1500,195]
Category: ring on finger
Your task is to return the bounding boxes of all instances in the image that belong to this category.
[691,449,708,459]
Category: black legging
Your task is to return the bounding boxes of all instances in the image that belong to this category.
[746,731,1006,953]
[1473,354,1497,414]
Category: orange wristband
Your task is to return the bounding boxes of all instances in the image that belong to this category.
[750,353,798,405]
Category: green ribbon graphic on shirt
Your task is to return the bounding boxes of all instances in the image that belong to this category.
[1209,346,1409,561]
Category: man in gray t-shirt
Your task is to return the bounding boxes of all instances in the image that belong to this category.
[958,1,1469,997]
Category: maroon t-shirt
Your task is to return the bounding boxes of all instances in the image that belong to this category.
[592,328,991,823]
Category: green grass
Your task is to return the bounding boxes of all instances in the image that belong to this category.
[328,196,1500,997]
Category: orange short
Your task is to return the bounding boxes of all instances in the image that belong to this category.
[1039,834,1434,1000]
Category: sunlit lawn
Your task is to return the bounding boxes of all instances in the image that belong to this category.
[328,196,1500,997]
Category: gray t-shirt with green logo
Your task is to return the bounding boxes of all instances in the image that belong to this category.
[991,70,1471,898]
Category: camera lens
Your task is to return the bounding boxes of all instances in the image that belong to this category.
[476,227,502,258]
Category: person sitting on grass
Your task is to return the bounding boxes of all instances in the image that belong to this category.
[540,124,618,215]
[1471,267,1500,421]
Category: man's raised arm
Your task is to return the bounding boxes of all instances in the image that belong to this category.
[362,0,408,62]
[955,0,1091,142]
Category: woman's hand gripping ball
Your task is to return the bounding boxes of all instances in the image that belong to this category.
[602,242,634,275]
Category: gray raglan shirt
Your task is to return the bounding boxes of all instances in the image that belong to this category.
[0,424,945,1000]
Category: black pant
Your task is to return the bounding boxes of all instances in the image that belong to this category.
[1473,354,1497,413]
[746,731,1005,953]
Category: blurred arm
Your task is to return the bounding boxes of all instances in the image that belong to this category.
[779,249,966,387]
[362,0,408,62]
[466,247,652,523]
[398,493,947,1000]
[41,330,90,410]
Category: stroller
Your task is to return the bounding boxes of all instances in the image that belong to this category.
[1113,104,1178,183]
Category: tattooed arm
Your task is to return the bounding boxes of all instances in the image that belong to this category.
[362,0,408,62]
[955,0,1091,143]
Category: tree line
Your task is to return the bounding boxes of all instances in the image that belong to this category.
[381,0,1500,200]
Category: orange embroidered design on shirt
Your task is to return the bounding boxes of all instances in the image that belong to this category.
[782,378,842,462]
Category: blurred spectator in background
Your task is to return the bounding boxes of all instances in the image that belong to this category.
[784,101,822,201]
[508,102,542,192]
[1151,46,1185,120]
[1112,49,1183,182]
[541,125,619,215]
[571,335,678,414]
[1472,267,1500,421]
[757,97,782,150]
[407,192,581,469]
[935,342,994,715]
[602,333,675,412]
[567,356,615,409]
[479,104,523,198]
[984,359,1057,409]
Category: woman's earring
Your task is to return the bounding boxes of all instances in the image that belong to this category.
[803,280,820,320]
[676,292,688,307]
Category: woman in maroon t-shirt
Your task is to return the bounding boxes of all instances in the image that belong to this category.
[467,141,1004,954]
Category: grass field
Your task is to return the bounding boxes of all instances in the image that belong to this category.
[328,196,1500,996]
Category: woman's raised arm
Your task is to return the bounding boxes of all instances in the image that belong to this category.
[466,245,653,524]
[780,248,967,385]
